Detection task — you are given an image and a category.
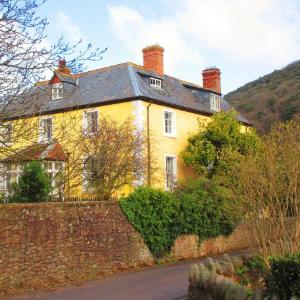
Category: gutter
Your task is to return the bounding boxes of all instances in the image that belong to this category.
[146,100,152,186]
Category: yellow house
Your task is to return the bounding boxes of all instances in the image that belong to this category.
[0,45,251,198]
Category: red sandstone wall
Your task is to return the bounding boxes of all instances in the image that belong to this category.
[171,223,254,260]
[0,202,258,295]
[0,202,154,293]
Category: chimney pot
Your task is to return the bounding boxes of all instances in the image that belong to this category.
[142,44,164,76]
[57,58,71,74]
[202,67,221,94]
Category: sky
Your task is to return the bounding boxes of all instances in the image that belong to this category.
[39,0,300,94]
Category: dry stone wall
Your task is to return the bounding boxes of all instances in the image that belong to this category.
[172,222,254,260]
[0,202,260,295]
[0,202,154,293]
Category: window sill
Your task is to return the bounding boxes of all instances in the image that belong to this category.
[164,133,177,139]
[38,138,52,144]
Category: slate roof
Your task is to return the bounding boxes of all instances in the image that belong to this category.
[1,142,67,162]
[6,62,251,125]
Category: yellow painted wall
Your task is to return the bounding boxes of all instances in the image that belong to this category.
[3,101,135,197]
[144,102,211,187]
[3,99,250,197]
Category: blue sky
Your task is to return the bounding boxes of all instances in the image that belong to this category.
[39,0,300,94]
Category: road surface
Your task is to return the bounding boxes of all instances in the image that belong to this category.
[4,261,191,300]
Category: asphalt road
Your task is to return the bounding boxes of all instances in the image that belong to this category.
[6,262,191,300]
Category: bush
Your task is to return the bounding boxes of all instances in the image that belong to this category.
[174,178,239,239]
[182,110,260,177]
[120,179,240,257]
[9,161,51,203]
[281,103,297,121]
[235,256,267,288]
[120,187,178,257]
[266,253,300,298]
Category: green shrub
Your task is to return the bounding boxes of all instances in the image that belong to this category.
[174,178,239,238]
[266,253,300,299]
[120,187,178,257]
[266,97,276,112]
[235,256,267,288]
[120,178,240,257]
[239,102,255,112]
[281,103,297,121]
[9,161,51,203]
[182,110,260,177]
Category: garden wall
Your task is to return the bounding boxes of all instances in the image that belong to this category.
[171,223,254,260]
[0,202,154,293]
[0,202,255,294]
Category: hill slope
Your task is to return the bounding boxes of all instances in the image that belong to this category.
[224,60,300,133]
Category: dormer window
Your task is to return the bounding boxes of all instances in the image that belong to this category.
[210,94,221,111]
[150,77,162,88]
[52,83,63,100]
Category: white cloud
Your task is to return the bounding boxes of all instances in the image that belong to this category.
[107,5,204,76]
[56,12,84,43]
[107,0,300,92]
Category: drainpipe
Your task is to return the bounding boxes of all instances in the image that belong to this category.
[66,151,70,201]
[146,101,152,187]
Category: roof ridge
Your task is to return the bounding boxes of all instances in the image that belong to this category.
[74,62,140,78]
[127,65,141,97]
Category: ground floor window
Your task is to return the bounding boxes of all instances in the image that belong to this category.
[4,163,23,192]
[43,161,64,195]
[165,155,176,190]
[2,161,64,195]
[83,157,98,192]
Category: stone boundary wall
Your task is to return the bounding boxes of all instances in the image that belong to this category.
[0,202,258,295]
[171,222,254,260]
[0,202,154,294]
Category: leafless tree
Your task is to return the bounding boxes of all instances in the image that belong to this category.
[75,117,156,200]
[228,121,300,261]
[0,0,106,147]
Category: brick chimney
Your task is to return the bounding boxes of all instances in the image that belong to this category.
[142,45,164,76]
[57,58,71,75]
[202,67,221,94]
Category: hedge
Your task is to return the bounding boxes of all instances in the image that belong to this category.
[120,178,239,257]
[266,253,300,298]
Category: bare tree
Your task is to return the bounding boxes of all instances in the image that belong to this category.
[0,0,106,146]
[77,117,155,200]
[228,121,300,260]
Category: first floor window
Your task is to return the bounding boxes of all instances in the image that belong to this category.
[4,124,13,143]
[164,110,176,136]
[39,117,53,142]
[83,111,98,135]
[166,156,176,189]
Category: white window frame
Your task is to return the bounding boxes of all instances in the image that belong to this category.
[210,93,221,111]
[52,83,63,100]
[163,109,176,138]
[82,156,98,192]
[0,123,13,145]
[150,77,162,89]
[4,163,23,192]
[83,109,99,136]
[43,161,64,195]
[38,116,53,143]
[165,155,177,190]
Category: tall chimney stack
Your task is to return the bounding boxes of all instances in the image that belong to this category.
[142,45,164,76]
[202,67,221,94]
[57,58,71,75]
